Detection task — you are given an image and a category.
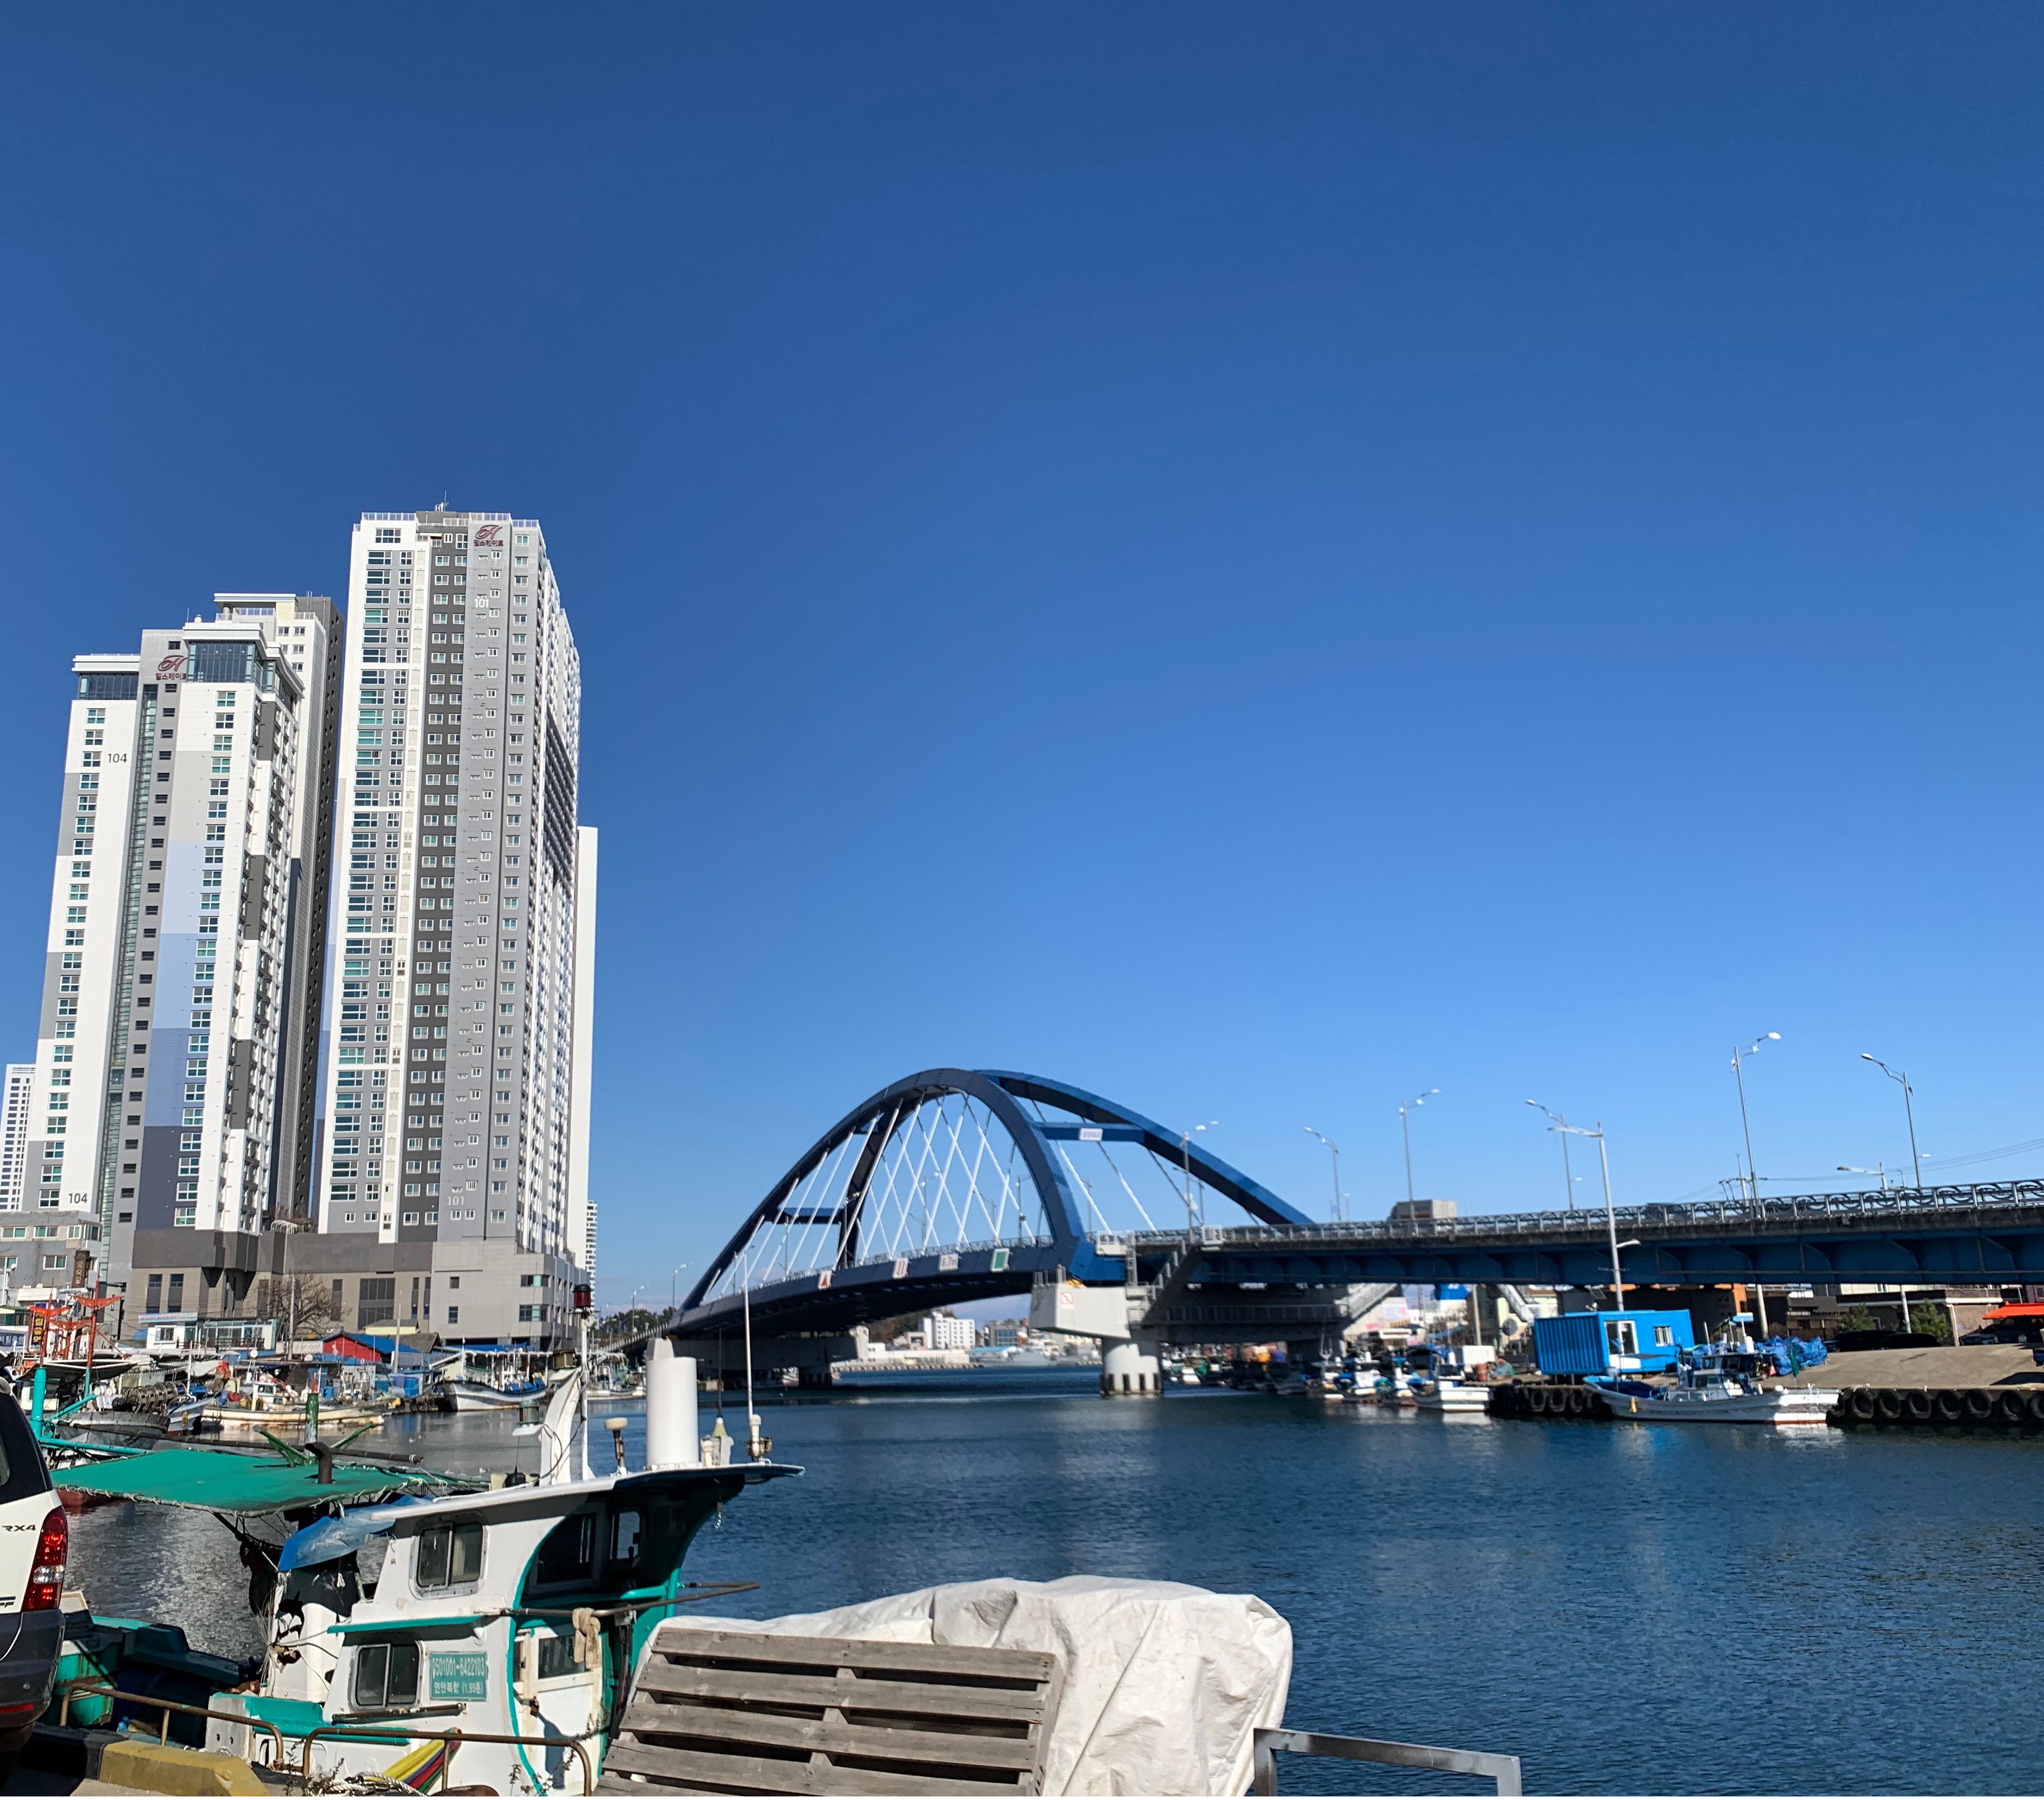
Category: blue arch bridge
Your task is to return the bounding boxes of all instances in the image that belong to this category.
[671,1067,2044,1392]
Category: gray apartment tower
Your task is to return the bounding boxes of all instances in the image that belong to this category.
[310,509,593,1345]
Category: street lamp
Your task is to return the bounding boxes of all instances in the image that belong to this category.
[1730,1032,1780,1201]
[1398,1091,1440,1206]
[1179,1122,1217,1231]
[1837,1164,1890,1192]
[1304,1128,1343,1223]
[1541,1116,1626,1308]
[1525,1100,1578,1212]
[1860,1056,1923,1189]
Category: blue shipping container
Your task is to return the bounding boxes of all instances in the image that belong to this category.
[1531,1310,1696,1376]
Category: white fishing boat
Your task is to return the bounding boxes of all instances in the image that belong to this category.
[1590,1328,1837,1426]
[1415,1378,1491,1414]
[441,1378,533,1413]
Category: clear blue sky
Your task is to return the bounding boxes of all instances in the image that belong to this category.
[5,5,2043,1299]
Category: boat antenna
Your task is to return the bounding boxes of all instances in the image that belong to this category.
[742,1257,758,1458]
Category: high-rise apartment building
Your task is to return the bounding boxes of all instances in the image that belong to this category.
[0,1065,33,1212]
[312,509,593,1344]
[27,598,340,1299]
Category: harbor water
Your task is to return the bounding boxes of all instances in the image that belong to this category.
[65,1371,2044,1795]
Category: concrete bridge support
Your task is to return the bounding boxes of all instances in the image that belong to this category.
[669,1334,857,1390]
[1101,1337,1163,1397]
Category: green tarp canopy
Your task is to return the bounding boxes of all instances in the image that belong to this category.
[55,1447,478,1513]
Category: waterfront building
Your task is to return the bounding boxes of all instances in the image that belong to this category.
[311,507,593,1346]
[29,598,340,1302]
[925,1312,975,1352]
[0,1065,32,1212]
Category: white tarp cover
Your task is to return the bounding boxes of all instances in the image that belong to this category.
[671,1575,1293,1796]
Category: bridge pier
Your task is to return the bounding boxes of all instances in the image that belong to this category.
[1101,1337,1163,1397]
[669,1335,857,1390]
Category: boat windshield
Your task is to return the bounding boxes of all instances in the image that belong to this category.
[523,1480,734,1604]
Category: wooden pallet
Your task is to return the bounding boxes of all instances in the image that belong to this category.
[595,1624,1064,1796]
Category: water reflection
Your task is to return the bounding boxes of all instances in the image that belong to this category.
[61,1373,2044,1793]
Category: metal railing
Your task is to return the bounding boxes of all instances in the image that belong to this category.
[1252,1725,1522,1795]
[1117,1178,2044,1252]
[55,1683,285,1764]
[299,1723,595,1794]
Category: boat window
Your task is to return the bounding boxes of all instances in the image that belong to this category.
[533,1511,597,1588]
[611,1508,643,1572]
[352,1641,420,1711]
[415,1520,484,1591]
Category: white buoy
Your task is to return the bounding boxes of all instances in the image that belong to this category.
[645,1339,700,1469]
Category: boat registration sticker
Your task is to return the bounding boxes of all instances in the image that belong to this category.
[430,1651,490,1701]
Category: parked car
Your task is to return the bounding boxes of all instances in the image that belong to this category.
[0,1387,65,1751]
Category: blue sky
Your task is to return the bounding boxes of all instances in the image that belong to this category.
[4,5,2044,1300]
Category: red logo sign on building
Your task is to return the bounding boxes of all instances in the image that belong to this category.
[156,655,186,679]
[473,524,503,545]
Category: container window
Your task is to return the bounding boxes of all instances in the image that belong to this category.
[1652,1325,1673,1347]
[1604,1320,1639,1356]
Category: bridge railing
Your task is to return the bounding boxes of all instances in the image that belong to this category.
[1108,1179,2044,1252]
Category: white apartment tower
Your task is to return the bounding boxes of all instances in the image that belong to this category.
[27,599,340,1296]
[315,509,595,1343]
[0,1066,33,1211]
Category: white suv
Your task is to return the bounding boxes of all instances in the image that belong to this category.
[0,1392,63,1750]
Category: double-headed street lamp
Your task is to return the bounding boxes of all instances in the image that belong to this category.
[1303,1128,1344,1222]
[1179,1121,1217,1230]
[1529,1103,1626,1307]
[1524,1098,1578,1212]
[1731,1032,1780,1201]
[1837,1163,1890,1192]
[1399,1091,1440,1206]
[1860,1055,1923,1189]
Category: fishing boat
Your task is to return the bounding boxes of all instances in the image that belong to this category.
[46,1342,798,1792]
[440,1378,534,1413]
[1588,1325,1838,1426]
[1414,1377,1491,1414]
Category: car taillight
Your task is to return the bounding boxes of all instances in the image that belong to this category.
[24,1507,65,1611]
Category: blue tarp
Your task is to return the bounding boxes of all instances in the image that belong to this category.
[278,1496,429,1571]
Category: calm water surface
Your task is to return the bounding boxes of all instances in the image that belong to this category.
[64,1372,2044,1795]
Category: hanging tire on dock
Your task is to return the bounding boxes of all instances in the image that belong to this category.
[1526,1387,1552,1415]
[2026,1391,2044,1428]
[1848,1389,1877,1422]
[1904,1391,1934,1423]
[1876,1390,1906,1423]
[1963,1390,1995,1423]
[1933,1390,1965,1425]
[1995,1390,2029,1428]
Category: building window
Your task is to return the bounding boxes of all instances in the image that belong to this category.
[447,1306,459,1325]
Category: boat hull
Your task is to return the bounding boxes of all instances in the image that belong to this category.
[1600,1387,1838,1425]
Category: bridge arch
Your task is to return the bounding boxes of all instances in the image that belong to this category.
[680,1068,1308,1335]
